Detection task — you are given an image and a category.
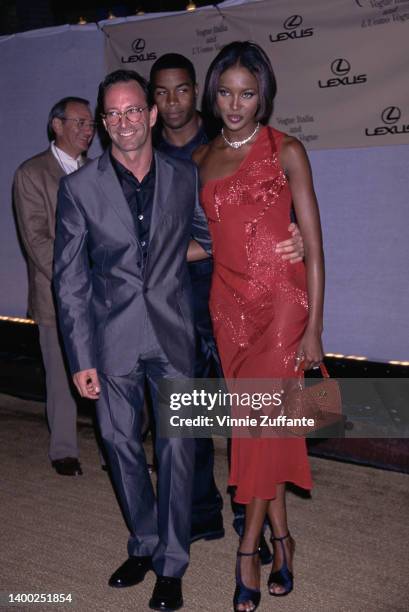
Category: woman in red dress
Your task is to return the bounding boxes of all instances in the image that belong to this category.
[194,42,324,611]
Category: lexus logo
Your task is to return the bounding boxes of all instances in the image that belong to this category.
[123,37,157,63]
[331,58,351,76]
[381,106,401,124]
[365,106,408,137]
[284,15,303,30]
[270,14,313,43]
[132,38,146,53]
[318,58,366,88]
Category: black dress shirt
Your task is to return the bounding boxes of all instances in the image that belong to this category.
[110,152,155,258]
[155,124,209,161]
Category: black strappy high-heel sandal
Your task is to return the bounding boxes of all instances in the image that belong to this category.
[267,532,294,597]
[233,549,261,611]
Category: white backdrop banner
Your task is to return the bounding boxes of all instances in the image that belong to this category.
[0,7,408,361]
[103,0,409,150]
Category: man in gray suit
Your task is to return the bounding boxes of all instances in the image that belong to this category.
[14,96,95,476]
[53,70,211,611]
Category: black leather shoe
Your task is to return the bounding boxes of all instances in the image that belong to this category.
[259,533,273,565]
[51,457,82,476]
[190,513,224,543]
[108,556,152,588]
[149,576,183,611]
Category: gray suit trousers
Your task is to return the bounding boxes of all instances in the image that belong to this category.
[38,324,78,460]
[96,331,194,578]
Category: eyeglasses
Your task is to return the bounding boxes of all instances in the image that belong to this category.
[61,117,97,130]
[101,106,149,126]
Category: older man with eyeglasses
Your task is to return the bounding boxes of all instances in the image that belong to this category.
[13,96,95,476]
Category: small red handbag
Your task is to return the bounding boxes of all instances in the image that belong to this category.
[285,363,343,436]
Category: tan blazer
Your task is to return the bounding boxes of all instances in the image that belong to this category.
[13,148,65,326]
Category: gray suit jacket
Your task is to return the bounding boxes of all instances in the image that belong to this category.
[53,148,212,377]
[13,149,65,325]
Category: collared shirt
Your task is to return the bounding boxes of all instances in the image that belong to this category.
[155,124,209,161]
[51,141,83,175]
[110,152,155,257]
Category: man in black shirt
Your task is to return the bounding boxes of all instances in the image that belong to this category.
[151,54,225,548]
[54,69,212,611]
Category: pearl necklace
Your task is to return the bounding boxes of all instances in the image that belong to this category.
[221,122,260,149]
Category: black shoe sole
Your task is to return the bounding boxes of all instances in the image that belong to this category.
[149,599,183,611]
[108,569,151,588]
[108,580,144,588]
[190,528,225,544]
[54,471,83,476]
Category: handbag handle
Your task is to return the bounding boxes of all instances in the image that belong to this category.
[300,360,330,377]
[319,362,330,378]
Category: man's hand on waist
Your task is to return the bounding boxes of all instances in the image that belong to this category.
[276,222,304,263]
[187,239,210,262]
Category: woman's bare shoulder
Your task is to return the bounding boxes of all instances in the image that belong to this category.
[281,134,307,156]
[280,134,310,173]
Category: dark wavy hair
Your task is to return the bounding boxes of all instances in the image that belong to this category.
[47,96,90,141]
[204,41,276,124]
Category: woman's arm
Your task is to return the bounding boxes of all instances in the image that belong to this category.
[280,136,325,371]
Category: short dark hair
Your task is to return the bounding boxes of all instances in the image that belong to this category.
[204,41,276,124]
[150,53,196,86]
[47,96,90,141]
[97,69,153,112]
